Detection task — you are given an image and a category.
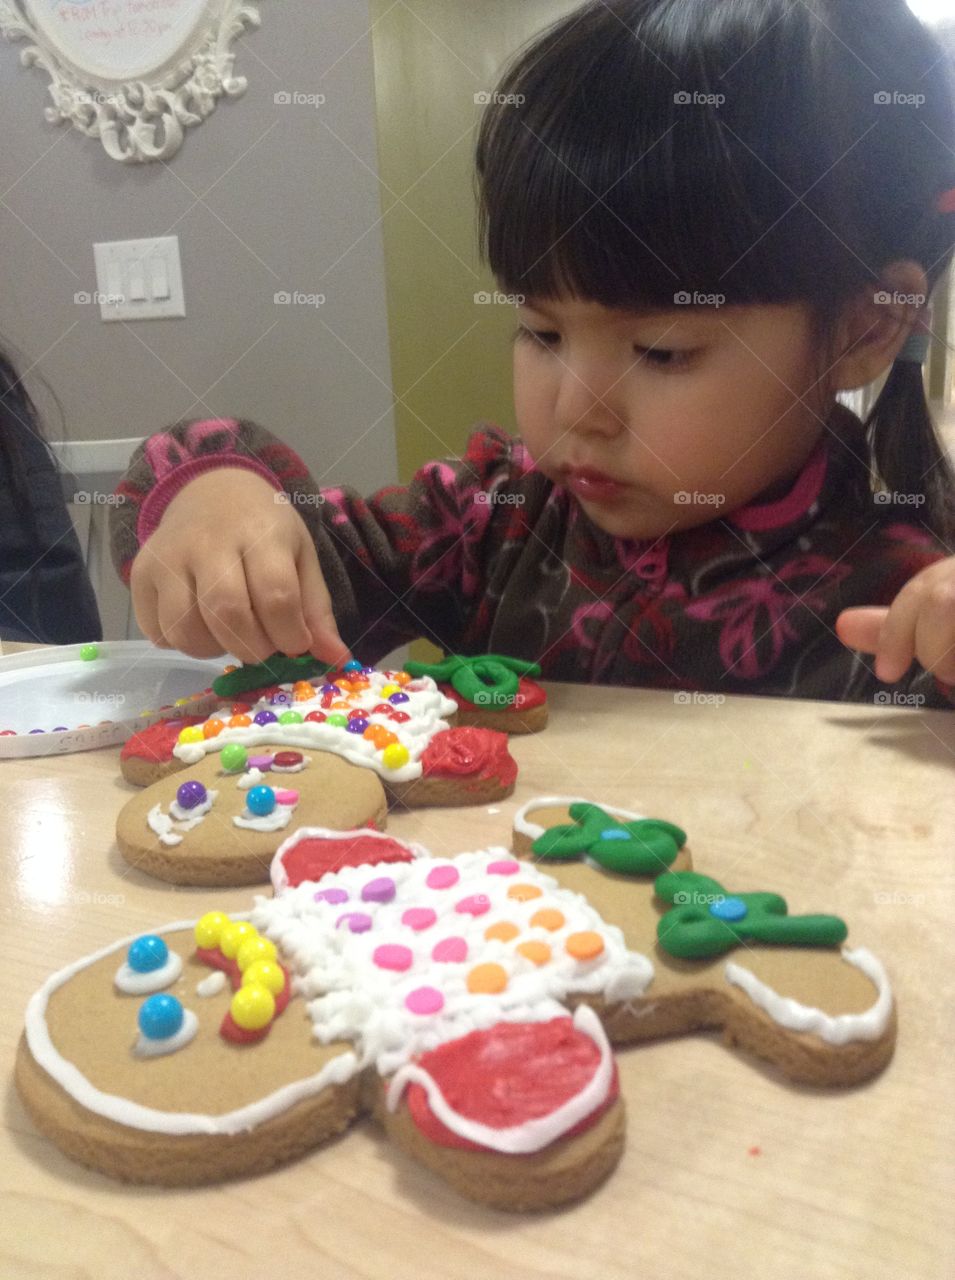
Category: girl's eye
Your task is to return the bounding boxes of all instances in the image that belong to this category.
[513,325,559,348]
[513,326,696,369]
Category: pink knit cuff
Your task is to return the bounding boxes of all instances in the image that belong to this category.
[137,454,284,545]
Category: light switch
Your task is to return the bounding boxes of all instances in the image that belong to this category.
[92,237,185,320]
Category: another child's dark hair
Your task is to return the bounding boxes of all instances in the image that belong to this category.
[476,0,955,541]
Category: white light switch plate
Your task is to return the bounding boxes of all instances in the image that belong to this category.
[92,237,185,321]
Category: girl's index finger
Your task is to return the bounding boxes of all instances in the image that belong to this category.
[835,606,887,655]
[869,584,924,684]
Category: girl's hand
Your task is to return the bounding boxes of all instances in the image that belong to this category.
[837,557,955,684]
[129,468,351,666]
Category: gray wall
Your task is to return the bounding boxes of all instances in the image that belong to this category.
[0,0,398,494]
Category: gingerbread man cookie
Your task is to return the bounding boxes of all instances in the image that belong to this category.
[403,654,548,734]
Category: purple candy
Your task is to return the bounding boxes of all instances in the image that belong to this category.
[176,779,207,810]
[320,684,341,696]
[29,728,44,734]
[52,726,68,732]
[359,665,375,675]
[336,912,373,934]
[253,710,278,726]
[270,691,292,706]
[346,718,369,734]
[361,876,396,904]
[314,887,349,905]
[248,754,274,771]
[388,692,410,705]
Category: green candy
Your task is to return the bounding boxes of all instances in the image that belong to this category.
[326,713,348,727]
[278,710,303,725]
[531,803,686,876]
[403,653,540,708]
[220,743,248,773]
[212,653,331,698]
[79,643,99,662]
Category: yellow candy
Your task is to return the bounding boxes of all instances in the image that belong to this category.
[219,920,258,959]
[381,743,410,770]
[177,726,204,745]
[174,697,189,707]
[242,959,286,994]
[194,910,230,949]
[380,683,399,697]
[231,983,275,1030]
[236,935,278,971]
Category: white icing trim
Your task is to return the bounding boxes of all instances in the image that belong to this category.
[24,920,360,1136]
[196,971,227,997]
[233,804,295,832]
[147,791,218,846]
[269,825,429,894]
[134,1009,199,1058]
[114,951,183,995]
[237,768,267,790]
[724,947,893,1046]
[513,796,648,842]
[384,1005,614,1154]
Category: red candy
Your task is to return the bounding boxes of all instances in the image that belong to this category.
[304,711,326,724]
[231,702,251,714]
[273,751,304,768]
[389,710,411,723]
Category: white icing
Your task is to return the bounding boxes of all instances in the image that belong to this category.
[233,801,295,832]
[270,825,430,893]
[724,947,893,1046]
[237,768,268,790]
[384,1004,614,1154]
[24,919,360,1136]
[172,671,457,783]
[134,1008,199,1057]
[195,971,227,997]
[512,795,648,842]
[146,791,218,846]
[114,951,183,995]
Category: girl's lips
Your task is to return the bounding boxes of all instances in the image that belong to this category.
[562,468,628,503]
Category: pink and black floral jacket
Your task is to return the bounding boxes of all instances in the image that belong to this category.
[109,405,954,708]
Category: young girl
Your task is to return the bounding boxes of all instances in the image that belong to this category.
[111,0,955,705]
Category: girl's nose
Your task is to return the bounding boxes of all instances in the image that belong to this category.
[554,366,628,439]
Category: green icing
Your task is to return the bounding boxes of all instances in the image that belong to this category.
[403,654,540,708]
[212,653,332,698]
[654,870,849,959]
[531,803,686,875]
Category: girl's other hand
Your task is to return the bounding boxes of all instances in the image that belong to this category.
[129,468,351,667]
[837,557,955,685]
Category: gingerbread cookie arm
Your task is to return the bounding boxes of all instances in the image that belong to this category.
[383,727,517,808]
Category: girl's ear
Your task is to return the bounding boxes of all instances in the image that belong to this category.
[828,259,930,392]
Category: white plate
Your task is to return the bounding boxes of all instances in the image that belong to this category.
[0,642,233,758]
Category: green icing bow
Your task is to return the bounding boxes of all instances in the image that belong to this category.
[212,653,332,698]
[531,802,687,875]
[403,654,541,708]
[654,870,848,959]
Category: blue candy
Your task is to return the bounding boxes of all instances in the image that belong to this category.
[138,993,184,1040]
[128,934,169,973]
[709,896,748,922]
[247,785,277,817]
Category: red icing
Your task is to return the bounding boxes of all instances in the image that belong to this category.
[196,945,292,1044]
[404,1017,618,1152]
[420,727,517,789]
[440,676,546,713]
[121,716,206,763]
[281,833,414,887]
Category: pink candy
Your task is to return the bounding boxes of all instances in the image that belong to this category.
[405,986,444,1015]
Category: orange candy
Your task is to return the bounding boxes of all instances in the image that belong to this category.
[516,940,551,966]
[363,725,395,749]
[466,963,508,994]
[565,931,605,961]
[393,671,412,686]
[293,687,314,702]
[507,883,543,902]
[228,714,252,728]
[530,908,566,932]
[202,718,225,739]
[330,699,352,711]
[484,921,520,943]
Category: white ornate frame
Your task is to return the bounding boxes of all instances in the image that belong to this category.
[0,0,262,164]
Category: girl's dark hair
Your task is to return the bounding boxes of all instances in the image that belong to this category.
[476,0,955,542]
[0,351,47,540]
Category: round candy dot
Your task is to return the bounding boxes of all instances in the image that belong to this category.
[194,910,230,949]
[362,876,396,903]
[380,683,399,697]
[53,726,69,732]
[253,710,278,727]
[138,993,184,1039]
[29,728,45,734]
[373,943,413,972]
[177,726,203,745]
[426,865,460,890]
[484,921,520,943]
[248,754,274,771]
[363,725,392,748]
[278,710,303,725]
[0,730,15,736]
[314,887,349,905]
[320,684,341,696]
[128,934,169,973]
[566,931,606,961]
[402,907,437,932]
[431,936,468,963]
[530,908,565,932]
[246,785,276,817]
[456,894,491,917]
[236,935,277,971]
[275,788,299,806]
[326,713,348,728]
[382,743,410,770]
[370,703,393,716]
[393,672,412,686]
[293,687,314,702]
[231,702,251,714]
[220,743,248,772]
[347,708,367,720]
[343,659,362,673]
[405,986,444,1016]
[219,921,258,958]
[293,680,314,693]
[231,983,275,1031]
[228,714,252,729]
[242,959,286,994]
[388,692,410,705]
[389,710,411,723]
[337,912,373,934]
[80,642,99,661]
[273,750,304,767]
[330,699,351,711]
[487,860,520,876]
[202,718,225,739]
[508,883,543,902]
[346,718,369,735]
[467,963,508,995]
[175,779,207,810]
[709,896,748,922]
[304,711,327,724]
[517,940,552,966]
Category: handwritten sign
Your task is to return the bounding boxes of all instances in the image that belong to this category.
[30,0,208,77]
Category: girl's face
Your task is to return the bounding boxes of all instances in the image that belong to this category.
[513,295,832,540]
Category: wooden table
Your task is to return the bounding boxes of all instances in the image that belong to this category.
[2,646,953,1280]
